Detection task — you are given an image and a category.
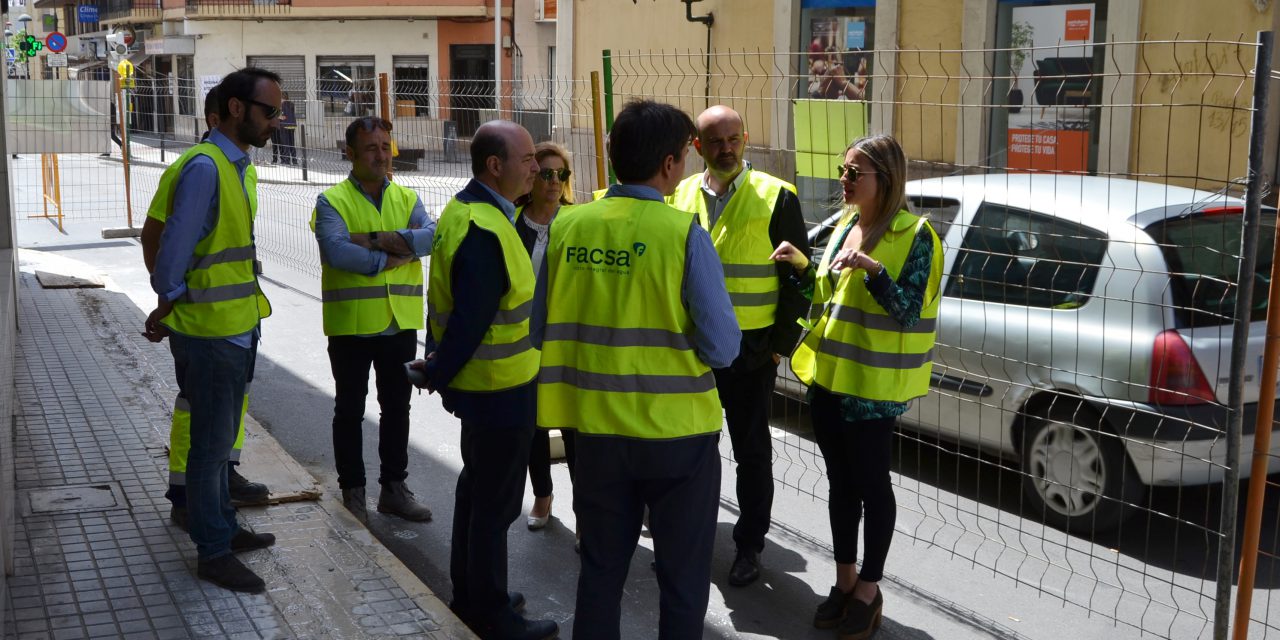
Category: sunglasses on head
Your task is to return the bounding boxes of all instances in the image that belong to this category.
[537,167,572,182]
[245,98,282,120]
[836,164,875,181]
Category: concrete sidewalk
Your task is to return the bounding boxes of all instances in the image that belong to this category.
[1,250,471,640]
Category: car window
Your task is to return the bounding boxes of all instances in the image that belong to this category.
[907,196,961,239]
[1144,212,1275,328]
[945,203,1107,308]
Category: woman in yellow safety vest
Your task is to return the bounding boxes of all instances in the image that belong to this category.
[514,141,579,538]
[771,134,943,640]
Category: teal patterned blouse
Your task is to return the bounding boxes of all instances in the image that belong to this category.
[794,213,937,422]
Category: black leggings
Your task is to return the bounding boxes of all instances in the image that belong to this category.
[809,388,896,583]
[529,428,577,498]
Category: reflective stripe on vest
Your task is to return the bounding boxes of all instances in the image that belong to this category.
[537,196,723,440]
[160,143,272,338]
[790,210,943,403]
[668,169,794,330]
[311,180,425,336]
[426,197,539,392]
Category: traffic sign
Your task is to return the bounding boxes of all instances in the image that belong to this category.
[46,52,67,67]
[45,31,66,53]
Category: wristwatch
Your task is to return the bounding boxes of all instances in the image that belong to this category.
[370,231,381,249]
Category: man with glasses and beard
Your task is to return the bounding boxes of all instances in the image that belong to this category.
[667,105,810,588]
[144,68,281,593]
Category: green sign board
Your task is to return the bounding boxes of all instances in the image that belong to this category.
[793,99,868,180]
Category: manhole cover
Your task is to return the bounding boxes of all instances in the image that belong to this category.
[21,482,127,516]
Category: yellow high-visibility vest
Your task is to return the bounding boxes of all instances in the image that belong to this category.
[790,209,942,403]
[538,196,723,439]
[310,180,425,336]
[668,169,794,330]
[161,143,272,338]
[427,198,539,391]
[147,144,258,223]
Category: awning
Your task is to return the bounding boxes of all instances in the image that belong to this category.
[67,59,107,80]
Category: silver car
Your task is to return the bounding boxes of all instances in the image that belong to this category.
[779,174,1279,532]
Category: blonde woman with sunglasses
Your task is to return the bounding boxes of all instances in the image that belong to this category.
[514,141,578,536]
[771,134,943,640]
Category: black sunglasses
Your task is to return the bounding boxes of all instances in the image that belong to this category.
[836,164,875,181]
[245,98,282,120]
[537,167,572,182]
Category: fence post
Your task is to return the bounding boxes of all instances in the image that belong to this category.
[379,72,391,122]
[116,73,134,228]
[602,49,615,186]
[300,123,309,182]
[1230,29,1277,640]
[1217,29,1274,640]
[590,71,607,192]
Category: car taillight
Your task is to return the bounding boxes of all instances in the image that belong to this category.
[1150,329,1217,405]
[1199,206,1244,216]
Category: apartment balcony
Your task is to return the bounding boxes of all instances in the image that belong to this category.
[183,0,291,19]
[101,0,161,24]
[174,0,492,21]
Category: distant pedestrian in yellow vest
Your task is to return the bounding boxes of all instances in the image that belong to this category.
[311,116,435,524]
[771,134,943,637]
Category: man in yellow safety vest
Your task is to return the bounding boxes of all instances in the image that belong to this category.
[311,116,435,523]
[143,68,280,594]
[412,120,558,640]
[667,105,811,586]
[532,100,741,638]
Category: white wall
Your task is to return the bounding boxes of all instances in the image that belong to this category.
[186,19,441,86]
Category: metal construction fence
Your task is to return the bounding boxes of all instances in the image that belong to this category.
[8,34,1280,640]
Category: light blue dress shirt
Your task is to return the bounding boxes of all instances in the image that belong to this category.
[150,129,257,347]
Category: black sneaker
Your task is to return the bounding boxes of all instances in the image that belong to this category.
[230,529,276,553]
[728,550,760,587]
[814,586,855,629]
[229,468,270,504]
[197,555,265,594]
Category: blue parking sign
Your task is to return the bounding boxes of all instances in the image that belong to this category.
[78,4,99,23]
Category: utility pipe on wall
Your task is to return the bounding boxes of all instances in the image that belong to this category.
[682,0,714,107]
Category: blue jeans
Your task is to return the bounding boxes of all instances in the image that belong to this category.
[170,334,256,561]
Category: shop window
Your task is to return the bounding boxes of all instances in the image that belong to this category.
[317,56,375,117]
[393,56,430,117]
[988,0,1108,174]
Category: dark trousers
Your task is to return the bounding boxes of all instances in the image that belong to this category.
[271,128,297,165]
[809,388,896,582]
[529,428,577,498]
[327,331,416,490]
[714,361,777,554]
[170,334,255,561]
[451,419,534,617]
[573,433,721,640]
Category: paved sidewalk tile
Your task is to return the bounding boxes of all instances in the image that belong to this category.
[2,270,465,640]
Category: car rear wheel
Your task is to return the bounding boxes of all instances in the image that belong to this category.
[1020,404,1145,533]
